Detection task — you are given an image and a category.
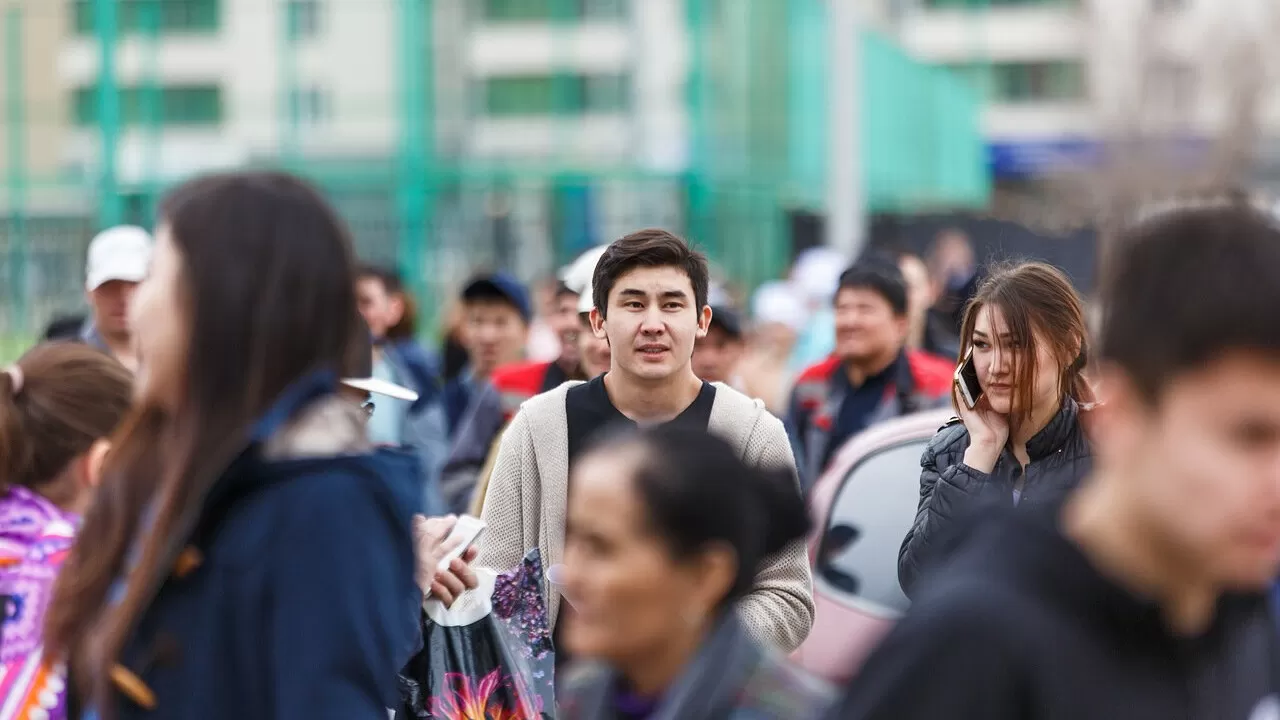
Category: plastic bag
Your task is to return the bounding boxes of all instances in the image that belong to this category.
[396,549,556,720]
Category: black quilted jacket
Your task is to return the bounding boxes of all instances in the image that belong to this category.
[897,399,1093,598]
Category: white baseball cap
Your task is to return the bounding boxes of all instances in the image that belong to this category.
[86,225,154,292]
[340,376,419,403]
[560,245,609,296]
[577,279,595,314]
[341,326,420,403]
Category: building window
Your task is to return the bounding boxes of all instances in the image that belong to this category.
[73,85,223,126]
[483,74,629,116]
[482,0,626,22]
[948,61,1086,102]
[73,0,220,35]
[289,87,330,125]
[1151,0,1186,11]
[287,0,323,40]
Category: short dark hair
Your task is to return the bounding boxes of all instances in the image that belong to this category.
[1101,203,1280,402]
[582,425,809,607]
[837,259,909,316]
[592,229,710,318]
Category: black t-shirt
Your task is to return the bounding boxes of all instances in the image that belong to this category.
[541,361,570,394]
[564,374,716,465]
[829,508,1280,720]
[555,374,717,670]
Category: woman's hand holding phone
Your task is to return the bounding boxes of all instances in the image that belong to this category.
[957,392,1008,474]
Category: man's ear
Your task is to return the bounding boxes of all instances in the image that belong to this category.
[84,439,112,489]
[1084,362,1147,460]
[590,307,608,340]
[696,305,713,339]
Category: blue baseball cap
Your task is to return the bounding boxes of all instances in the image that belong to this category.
[461,272,532,323]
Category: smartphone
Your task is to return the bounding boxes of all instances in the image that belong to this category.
[954,347,983,409]
[436,515,486,573]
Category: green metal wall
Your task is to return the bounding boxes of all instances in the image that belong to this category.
[787,0,990,213]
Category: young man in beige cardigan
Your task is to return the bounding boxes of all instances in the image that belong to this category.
[477,229,814,658]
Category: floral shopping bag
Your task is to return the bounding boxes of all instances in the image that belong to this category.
[397,549,556,720]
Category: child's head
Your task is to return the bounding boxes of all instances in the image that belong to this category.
[0,342,133,511]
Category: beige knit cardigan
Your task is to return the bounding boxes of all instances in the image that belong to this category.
[476,381,815,653]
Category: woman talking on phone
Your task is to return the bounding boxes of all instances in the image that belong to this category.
[897,261,1094,598]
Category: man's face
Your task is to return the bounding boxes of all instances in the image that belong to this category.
[356,277,402,340]
[692,324,744,384]
[88,279,139,339]
[550,291,581,367]
[591,266,709,384]
[834,286,907,365]
[464,300,527,378]
[1098,352,1280,591]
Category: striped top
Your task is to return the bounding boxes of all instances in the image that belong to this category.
[0,486,78,720]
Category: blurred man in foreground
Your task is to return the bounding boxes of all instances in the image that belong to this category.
[832,204,1280,719]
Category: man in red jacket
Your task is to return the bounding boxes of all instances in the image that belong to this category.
[787,258,953,486]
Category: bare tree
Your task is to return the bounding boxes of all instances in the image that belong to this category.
[994,0,1280,242]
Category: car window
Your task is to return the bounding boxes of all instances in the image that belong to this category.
[815,438,929,615]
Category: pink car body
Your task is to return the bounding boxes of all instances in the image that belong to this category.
[790,408,953,684]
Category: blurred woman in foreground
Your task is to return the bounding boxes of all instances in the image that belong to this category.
[0,343,132,720]
[44,172,424,719]
[898,261,1094,597]
[557,426,832,720]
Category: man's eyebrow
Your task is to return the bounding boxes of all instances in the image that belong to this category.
[617,288,690,299]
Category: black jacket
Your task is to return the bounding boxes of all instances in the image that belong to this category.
[897,399,1092,597]
[832,511,1280,720]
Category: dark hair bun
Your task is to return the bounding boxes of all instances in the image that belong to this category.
[587,424,810,607]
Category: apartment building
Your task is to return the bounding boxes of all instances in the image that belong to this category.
[60,0,400,188]
[0,0,74,213]
[891,0,1280,190]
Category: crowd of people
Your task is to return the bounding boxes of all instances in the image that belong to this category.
[2,169,1280,719]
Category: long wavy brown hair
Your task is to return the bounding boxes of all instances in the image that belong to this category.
[955,261,1093,438]
[43,172,362,714]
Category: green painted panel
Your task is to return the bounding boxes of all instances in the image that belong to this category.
[73,85,223,126]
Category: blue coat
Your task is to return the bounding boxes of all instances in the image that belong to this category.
[92,375,423,720]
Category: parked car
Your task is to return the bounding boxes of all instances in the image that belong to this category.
[790,408,953,684]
